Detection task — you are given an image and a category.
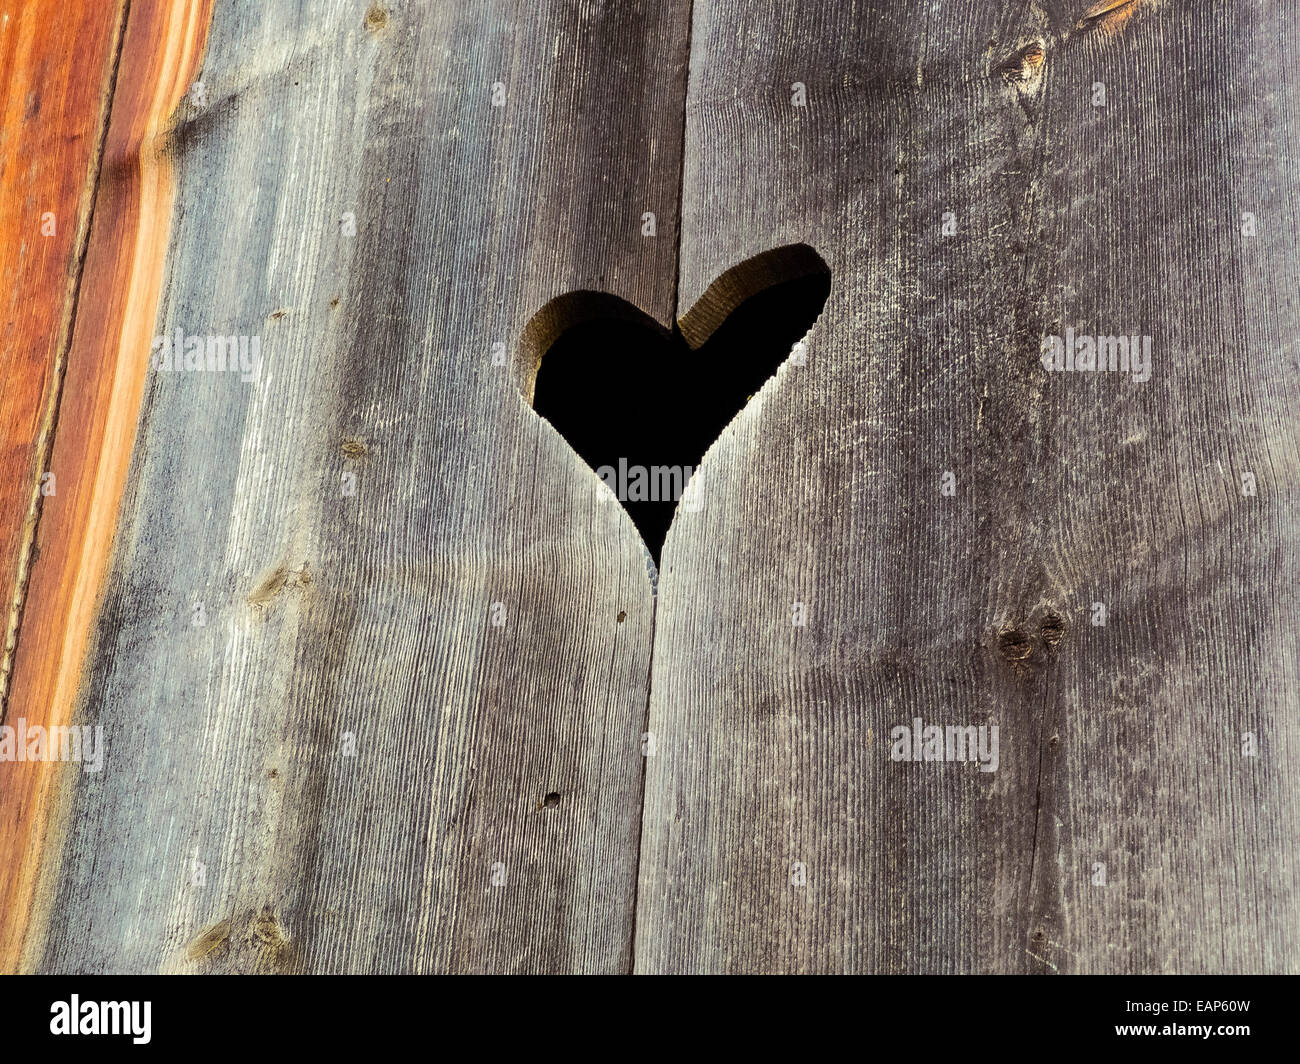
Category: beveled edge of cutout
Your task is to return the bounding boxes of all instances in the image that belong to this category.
[514,290,669,407]
[676,243,830,350]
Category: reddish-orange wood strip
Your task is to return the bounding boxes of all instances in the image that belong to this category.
[0,0,213,973]
[0,0,127,707]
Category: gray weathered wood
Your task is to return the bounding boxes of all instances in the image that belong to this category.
[636,0,1300,973]
[30,0,688,974]
[14,0,1299,976]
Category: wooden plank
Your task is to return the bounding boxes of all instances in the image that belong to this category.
[12,0,689,973]
[636,0,1300,972]
[0,0,210,973]
[0,0,127,706]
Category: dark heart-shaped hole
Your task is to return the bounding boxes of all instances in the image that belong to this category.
[520,244,830,564]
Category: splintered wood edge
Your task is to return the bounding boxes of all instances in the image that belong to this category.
[0,0,214,974]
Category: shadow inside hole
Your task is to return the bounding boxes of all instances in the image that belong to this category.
[532,268,831,562]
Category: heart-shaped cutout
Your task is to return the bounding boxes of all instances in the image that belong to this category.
[520,244,830,562]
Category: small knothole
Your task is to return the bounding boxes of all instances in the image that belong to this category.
[522,244,831,563]
[1079,0,1140,35]
[997,627,1035,664]
[999,42,1046,89]
[616,610,627,623]
[1040,611,1066,647]
[541,792,562,809]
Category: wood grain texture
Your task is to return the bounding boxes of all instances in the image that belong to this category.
[17,0,689,974]
[636,0,1300,973]
[0,0,126,707]
[1,0,212,973]
[8,0,1297,976]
